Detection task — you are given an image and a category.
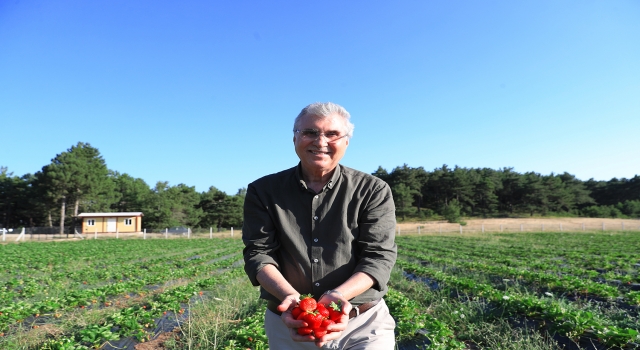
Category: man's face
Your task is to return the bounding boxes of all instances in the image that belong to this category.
[294,113,349,177]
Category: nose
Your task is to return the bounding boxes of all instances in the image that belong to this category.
[313,134,329,147]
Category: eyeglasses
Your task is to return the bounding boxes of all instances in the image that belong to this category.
[294,129,348,142]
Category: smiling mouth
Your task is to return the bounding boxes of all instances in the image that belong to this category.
[309,150,330,155]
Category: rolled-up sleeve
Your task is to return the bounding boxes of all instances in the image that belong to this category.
[242,183,280,286]
[354,182,397,291]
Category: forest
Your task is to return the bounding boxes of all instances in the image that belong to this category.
[0,143,244,232]
[1,142,639,232]
[374,164,640,221]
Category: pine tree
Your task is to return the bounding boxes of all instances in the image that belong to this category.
[41,142,112,234]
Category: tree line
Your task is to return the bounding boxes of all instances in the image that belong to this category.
[373,164,640,222]
[0,142,244,232]
[2,143,639,231]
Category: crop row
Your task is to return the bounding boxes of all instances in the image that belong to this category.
[1,239,241,283]
[0,247,236,305]
[0,239,245,333]
[384,288,464,349]
[397,259,640,347]
[401,245,639,285]
[1,239,241,287]
[397,235,640,285]
[36,267,248,349]
[0,252,242,334]
[398,248,640,304]
[1,243,239,302]
[397,233,640,273]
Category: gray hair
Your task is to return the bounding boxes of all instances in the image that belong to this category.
[293,102,355,139]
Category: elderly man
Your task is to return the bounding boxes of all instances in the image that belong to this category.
[242,102,397,349]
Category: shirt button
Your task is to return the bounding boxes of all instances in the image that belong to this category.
[313,238,318,242]
[313,259,319,263]
[315,283,320,287]
[314,195,319,199]
[313,216,318,220]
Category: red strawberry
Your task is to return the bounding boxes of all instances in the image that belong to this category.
[302,311,323,329]
[314,327,328,337]
[291,306,303,319]
[299,294,317,312]
[328,301,342,322]
[321,318,335,328]
[296,311,308,321]
[316,303,330,319]
[297,326,313,335]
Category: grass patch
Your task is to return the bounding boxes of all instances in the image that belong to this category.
[165,277,265,350]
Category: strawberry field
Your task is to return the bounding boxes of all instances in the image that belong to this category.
[1,231,639,349]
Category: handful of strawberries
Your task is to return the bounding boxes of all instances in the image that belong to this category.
[292,294,343,337]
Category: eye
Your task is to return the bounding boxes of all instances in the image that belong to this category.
[301,130,319,138]
[325,131,340,138]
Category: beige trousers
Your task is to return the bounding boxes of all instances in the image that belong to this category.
[264,298,396,350]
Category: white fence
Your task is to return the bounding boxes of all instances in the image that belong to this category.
[1,228,25,242]
[0,227,239,242]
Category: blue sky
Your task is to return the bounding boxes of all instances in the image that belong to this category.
[1,0,639,194]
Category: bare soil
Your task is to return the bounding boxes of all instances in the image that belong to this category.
[134,328,181,350]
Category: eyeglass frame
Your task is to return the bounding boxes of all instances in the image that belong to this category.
[293,129,349,143]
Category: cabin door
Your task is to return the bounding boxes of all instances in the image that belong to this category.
[107,218,117,232]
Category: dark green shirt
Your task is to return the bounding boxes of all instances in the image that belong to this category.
[242,163,397,306]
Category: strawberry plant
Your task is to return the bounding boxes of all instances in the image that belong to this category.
[78,324,119,346]
[385,288,464,349]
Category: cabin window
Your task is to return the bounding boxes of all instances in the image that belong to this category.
[124,218,133,226]
[87,219,95,226]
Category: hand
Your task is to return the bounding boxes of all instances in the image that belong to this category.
[277,295,318,343]
[314,291,352,347]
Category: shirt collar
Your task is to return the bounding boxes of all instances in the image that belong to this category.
[295,163,342,192]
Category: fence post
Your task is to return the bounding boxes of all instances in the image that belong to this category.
[188,228,191,239]
[542,224,544,232]
[418,226,421,235]
[481,224,484,233]
[2,228,5,242]
[210,227,212,239]
[582,222,585,231]
[116,227,119,239]
[231,227,234,237]
[500,224,503,232]
[602,222,605,231]
[95,229,97,240]
[165,228,168,239]
[459,225,462,234]
[144,228,146,240]
[520,224,523,232]
[15,228,25,241]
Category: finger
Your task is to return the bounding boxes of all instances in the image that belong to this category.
[315,331,342,347]
[290,328,316,342]
[277,296,299,313]
[327,314,349,331]
[284,318,308,329]
[282,312,308,328]
[341,301,352,315]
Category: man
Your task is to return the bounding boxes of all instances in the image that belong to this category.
[242,102,397,349]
